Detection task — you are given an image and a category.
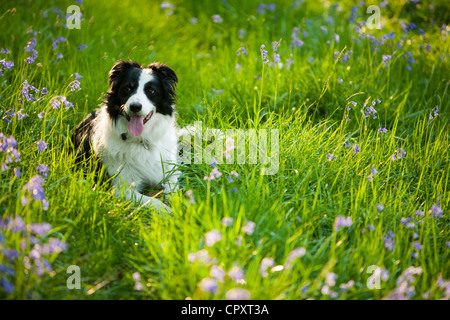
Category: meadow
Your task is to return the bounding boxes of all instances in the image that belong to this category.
[0,0,449,300]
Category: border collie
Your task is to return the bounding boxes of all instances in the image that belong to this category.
[72,60,180,213]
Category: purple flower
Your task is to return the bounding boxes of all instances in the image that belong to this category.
[13,168,21,178]
[429,203,443,218]
[259,257,275,277]
[7,216,26,233]
[212,14,223,23]
[266,3,276,11]
[21,80,39,101]
[1,278,15,294]
[41,238,68,254]
[205,229,222,247]
[210,265,225,282]
[227,266,245,282]
[371,167,378,176]
[285,58,294,69]
[0,59,14,69]
[260,44,269,62]
[37,164,50,178]
[69,80,81,91]
[77,43,88,51]
[242,221,256,235]
[198,278,218,294]
[334,216,353,231]
[41,87,48,95]
[23,174,46,202]
[285,247,306,267]
[384,231,395,251]
[414,210,424,217]
[353,144,360,154]
[326,153,337,161]
[221,217,234,227]
[382,55,392,65]
[185,189,195,204]
[36,140,47,152]
[413,241,423,251]
[51,37,66,50]
[378,127,388,133]
[17,110,29,120]
[256,4,265,14]
[131,272,142,290]
[38,112,45,119]
[160,1,175,10]
[225,288,250,300]
[273,53,281,64]
[56,53,63,59]
[333,33,340,43]
[28,223,52,236]
[230,171,239,178]
[190,17,198,25]
[73,73,83,80]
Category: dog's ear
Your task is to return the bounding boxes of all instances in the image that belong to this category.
[108,60,141,88]
[147,63,178,97]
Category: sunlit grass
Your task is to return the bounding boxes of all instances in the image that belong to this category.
[0,0,448,300]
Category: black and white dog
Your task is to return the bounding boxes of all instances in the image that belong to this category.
[72,60,180,212]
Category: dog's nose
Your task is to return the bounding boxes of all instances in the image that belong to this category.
[130,103,142,113]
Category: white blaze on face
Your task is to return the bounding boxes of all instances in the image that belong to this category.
[126,70,155,136]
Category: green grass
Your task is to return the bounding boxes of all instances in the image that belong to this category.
[0,0,449,300]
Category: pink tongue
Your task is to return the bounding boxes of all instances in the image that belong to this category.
[128,116,145,136]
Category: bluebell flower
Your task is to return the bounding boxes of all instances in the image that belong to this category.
[212,14,223,23]
[37,164,50,178]
[198,277,219,294]
[13,168,21,178]
[256,4,265,14]
[69,80,81,91]
[77,43,88,51]
[51,36,66,50]
[23,174,46,202]
[334,216,353,231]
[266,3,276,11]
[36,140,47,152]
[260,44,269,62]
[326,153,337,161]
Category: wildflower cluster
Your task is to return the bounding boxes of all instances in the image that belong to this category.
[0,216,68,295]
[0,134,21,173]
[24,37,38,64]
[2,108,29,124]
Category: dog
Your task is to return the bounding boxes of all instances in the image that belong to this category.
[72,60,180,213]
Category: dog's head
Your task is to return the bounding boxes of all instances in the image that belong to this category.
[104,60,178,137]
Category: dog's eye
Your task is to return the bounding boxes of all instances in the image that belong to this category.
[146,87,156,95]
[124,86,131,92]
